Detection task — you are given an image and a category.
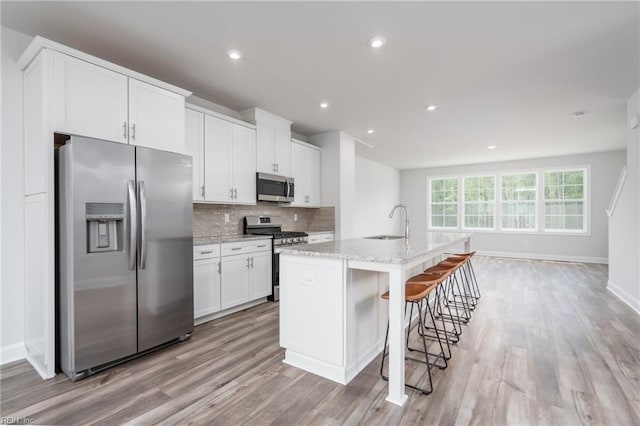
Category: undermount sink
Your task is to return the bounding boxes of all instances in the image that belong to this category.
[365,235,404,240]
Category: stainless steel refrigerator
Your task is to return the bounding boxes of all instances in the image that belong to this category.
[57,136,194,381]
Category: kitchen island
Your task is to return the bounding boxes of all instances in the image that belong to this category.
[277,232,471,407]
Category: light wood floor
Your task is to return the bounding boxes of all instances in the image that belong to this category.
[2,257,639,425]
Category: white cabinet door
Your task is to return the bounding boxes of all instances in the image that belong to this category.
[290,142,308,206]
[204,115,233,202]
[128,78,185,153]
[193,258,221,318]
[249,251,272,300]
[54,52,128,144]
[256,125,275,174]
[274,126,291,177]
[185,108,204,201]
[308,146,321,207]
[220,255,250,310]
[232,124,257,204]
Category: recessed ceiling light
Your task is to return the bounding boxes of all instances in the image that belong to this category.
[572,111,586,118]
[368,36,386,48]
[320,102,329,109]
[426,105,438,111]
[227,50,242,60]
[367,129,375,134]
[487,145,497,150]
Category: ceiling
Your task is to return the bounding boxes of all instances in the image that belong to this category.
[2,1,638,170]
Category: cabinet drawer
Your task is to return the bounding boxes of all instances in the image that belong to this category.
[308,235,322,244]
[321,233,334,242]
[221,239,271,257]
[194,244,220,260]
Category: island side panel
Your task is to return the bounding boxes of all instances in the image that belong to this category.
[345,270,388,381]
[279,254,347,383]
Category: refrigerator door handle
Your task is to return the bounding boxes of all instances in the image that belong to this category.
[139,180,148,269]
[127,179,137,271]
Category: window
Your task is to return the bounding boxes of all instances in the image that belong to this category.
[430,178,458,228]
[463,176,495,229]
[500,173,537,230]
[544,169,586,232]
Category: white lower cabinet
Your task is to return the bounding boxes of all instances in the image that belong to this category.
[193,245,221,318]
[307,232,334,244]
[249,251,272,300]
[220,254,252,310]
[195,239,271,322]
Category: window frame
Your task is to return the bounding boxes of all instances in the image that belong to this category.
[461,174,497,231]
[427,176,460,230]
[541,166,590,235]
[498,170,539,232]
[425,165,591,236]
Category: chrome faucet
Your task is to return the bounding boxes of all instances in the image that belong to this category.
[389,204,410,240]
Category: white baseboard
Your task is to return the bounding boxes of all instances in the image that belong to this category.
[607,280,640,315]
[1,341,26,365]
[283,350,348,385]
[195,298,268,326]
[477,250,608,265]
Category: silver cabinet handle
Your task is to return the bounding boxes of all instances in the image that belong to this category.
[276,163,279,172]
[272,163,276,172]
[127,180,137,271]
[250,256,254,267]
[231,247,242,251]
[229,188,234,199]
[201,185,205,198]
[257,244,267,248]
[123,121,128,139]
[234,188,237,199]
[200,250,213,254]
[246,257,250,268]
[138,181,147,269]
[131,123,136,141]
[217,262,221,274]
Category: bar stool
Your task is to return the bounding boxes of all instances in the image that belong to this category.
[379,275,448,395]
[408,272,454,360]
[438,257,477,311]
[424,263,470,331]
[446,252,480,300]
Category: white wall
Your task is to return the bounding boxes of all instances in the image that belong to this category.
[400,150,625,263]
[608,89,640,313]
[1,27,33,363]
[354,156,402,238]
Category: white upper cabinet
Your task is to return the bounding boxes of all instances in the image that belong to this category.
[273,126,292,177]
[54,52,128,143]
[128,79,185,153]
[202,112,256,204]
[291,139,321,207]
[232,124,257,204]
[241,108,292,176]
[185,108,205,201]
[51,52,187,154]
[204,114,233,202]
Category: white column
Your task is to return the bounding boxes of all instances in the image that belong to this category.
[385,266,408,406]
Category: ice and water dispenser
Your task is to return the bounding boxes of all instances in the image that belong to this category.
[86,203,124,253]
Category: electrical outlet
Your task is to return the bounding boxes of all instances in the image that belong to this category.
[224,213,230,223]
[294,213,298,222]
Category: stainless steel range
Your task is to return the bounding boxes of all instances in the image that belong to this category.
[244,216,307,301]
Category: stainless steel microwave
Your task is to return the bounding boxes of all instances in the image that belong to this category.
[256,173,295,202]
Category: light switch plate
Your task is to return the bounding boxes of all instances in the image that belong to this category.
[224,213,230,223]
[294,213,298,222]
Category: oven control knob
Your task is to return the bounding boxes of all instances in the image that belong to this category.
[284,238,291,244]
[292,238,299,244]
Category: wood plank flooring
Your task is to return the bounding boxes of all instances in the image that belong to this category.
[2,257,639,425]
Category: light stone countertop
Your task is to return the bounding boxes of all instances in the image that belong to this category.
[194,235,272,246]
[305,230,335,235]
[276,232,472,264]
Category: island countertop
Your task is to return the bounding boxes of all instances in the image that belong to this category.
[276,232,472,264]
